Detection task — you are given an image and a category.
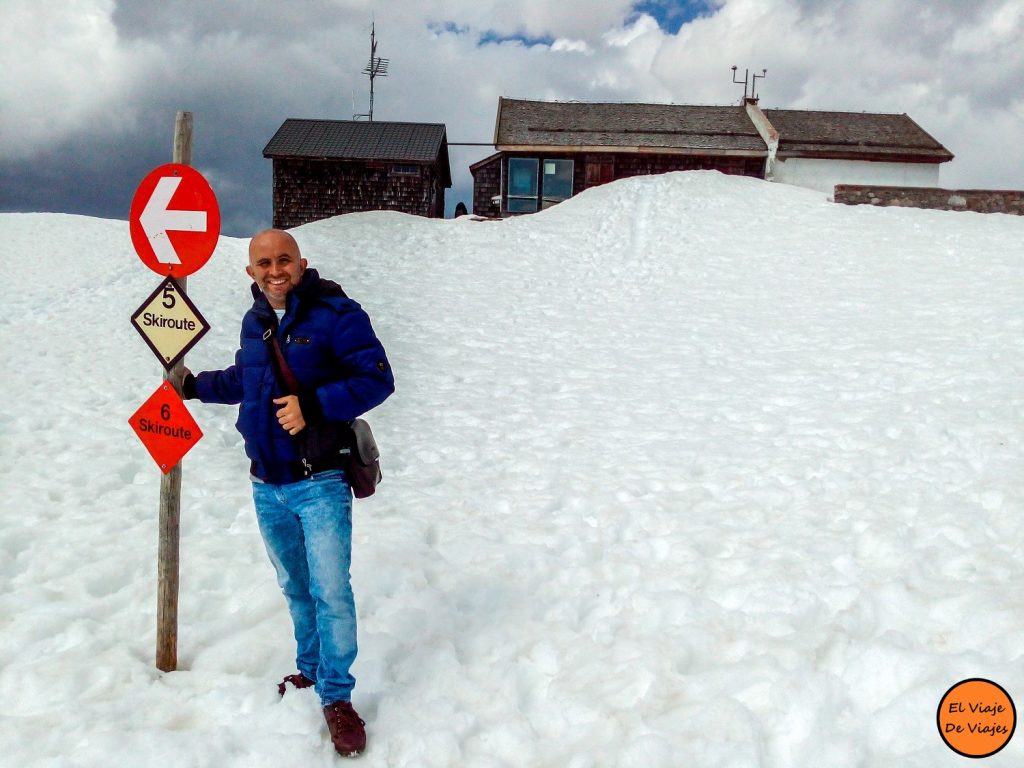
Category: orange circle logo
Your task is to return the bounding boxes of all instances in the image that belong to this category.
[937,678,1016,758]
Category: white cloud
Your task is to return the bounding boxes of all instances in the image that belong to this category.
[603,13,662,48]
[951,0,1023,53]
[551,38,592,53]
[0,0,155,160]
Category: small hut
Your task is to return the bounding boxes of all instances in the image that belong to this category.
[264,119,452,227]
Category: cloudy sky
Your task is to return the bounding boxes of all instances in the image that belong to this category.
[2,0,1022,235]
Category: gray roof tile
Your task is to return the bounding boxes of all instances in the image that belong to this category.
[763,109,953,161]
[495,98,766,153]
[493,99,953,163]
[264,119,448,163]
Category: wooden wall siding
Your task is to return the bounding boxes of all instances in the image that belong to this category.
[471,156,502,217]
[432,176,446,219]
[607,153,764,182]
[272,158,441,228]
[477,152,766,216]
[514,152,764,201]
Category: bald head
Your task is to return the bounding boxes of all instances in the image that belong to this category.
[246,228,308,309]
[249,228,300,260]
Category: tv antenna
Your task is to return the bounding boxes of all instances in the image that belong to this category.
[732,66,767,103]
[353,22,389,121]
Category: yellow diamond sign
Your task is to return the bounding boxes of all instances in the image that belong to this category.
[131,277,210,371]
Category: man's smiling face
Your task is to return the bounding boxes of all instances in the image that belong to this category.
[246,229,308,309]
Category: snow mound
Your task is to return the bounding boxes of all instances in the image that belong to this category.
[2,171,1023,767]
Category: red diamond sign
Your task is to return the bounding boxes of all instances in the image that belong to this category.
[129,382,203,474]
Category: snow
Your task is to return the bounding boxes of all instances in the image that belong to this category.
[1,171,1022,767]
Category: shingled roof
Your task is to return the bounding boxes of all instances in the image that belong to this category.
[264,119,451,184]
[494,98,767,156]
[492,98,953,165]
[763,109,954,163]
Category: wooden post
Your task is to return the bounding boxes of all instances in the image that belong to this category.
[174,111,193,167]
[155,110,192,672]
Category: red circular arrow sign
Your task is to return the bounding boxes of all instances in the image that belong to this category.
[129,163,221,277]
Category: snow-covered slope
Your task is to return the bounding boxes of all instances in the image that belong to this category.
[2,172,1022,767]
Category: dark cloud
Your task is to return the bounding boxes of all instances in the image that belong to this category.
[0,123,164,224]
[0,93,274,237]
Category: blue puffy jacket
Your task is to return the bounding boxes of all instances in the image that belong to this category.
[193,268,394,483]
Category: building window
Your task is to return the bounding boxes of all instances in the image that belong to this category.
[507,158,539,213]
[541,159,573,209]
[391,164,421,176]
[506,158,574,213]
[505,157,577,214]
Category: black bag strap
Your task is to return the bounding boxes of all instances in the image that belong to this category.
[262,325,301,396]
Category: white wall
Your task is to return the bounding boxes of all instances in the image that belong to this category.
[773,158,940,197]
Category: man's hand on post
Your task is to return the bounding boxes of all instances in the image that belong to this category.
[273,396,306,435]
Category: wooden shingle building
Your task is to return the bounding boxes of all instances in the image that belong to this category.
[472,98,953,217]
[264,119,452,228]
[762,108,954,191]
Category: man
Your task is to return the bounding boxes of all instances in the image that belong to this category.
[183,228,394,757]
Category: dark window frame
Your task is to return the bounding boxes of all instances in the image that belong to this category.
[390,163,422,177]
[507,158,539,213]
[505,157,574,214]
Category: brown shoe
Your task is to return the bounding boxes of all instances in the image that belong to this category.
[277,673,316,696]
[323,701,366,757]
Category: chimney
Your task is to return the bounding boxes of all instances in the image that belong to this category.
[744,99,779,181]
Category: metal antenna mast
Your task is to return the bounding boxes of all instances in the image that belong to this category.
[354,23,389,121]
[731,65,767,102]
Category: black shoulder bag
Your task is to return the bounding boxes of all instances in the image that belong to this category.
[262,326,382,498]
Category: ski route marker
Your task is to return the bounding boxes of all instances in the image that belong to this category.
[129,381,204,475]
[131,276,211,371]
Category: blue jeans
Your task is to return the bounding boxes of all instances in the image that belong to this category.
[252,469,356,706]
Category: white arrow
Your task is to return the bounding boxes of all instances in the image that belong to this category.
[140,176,208,264]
